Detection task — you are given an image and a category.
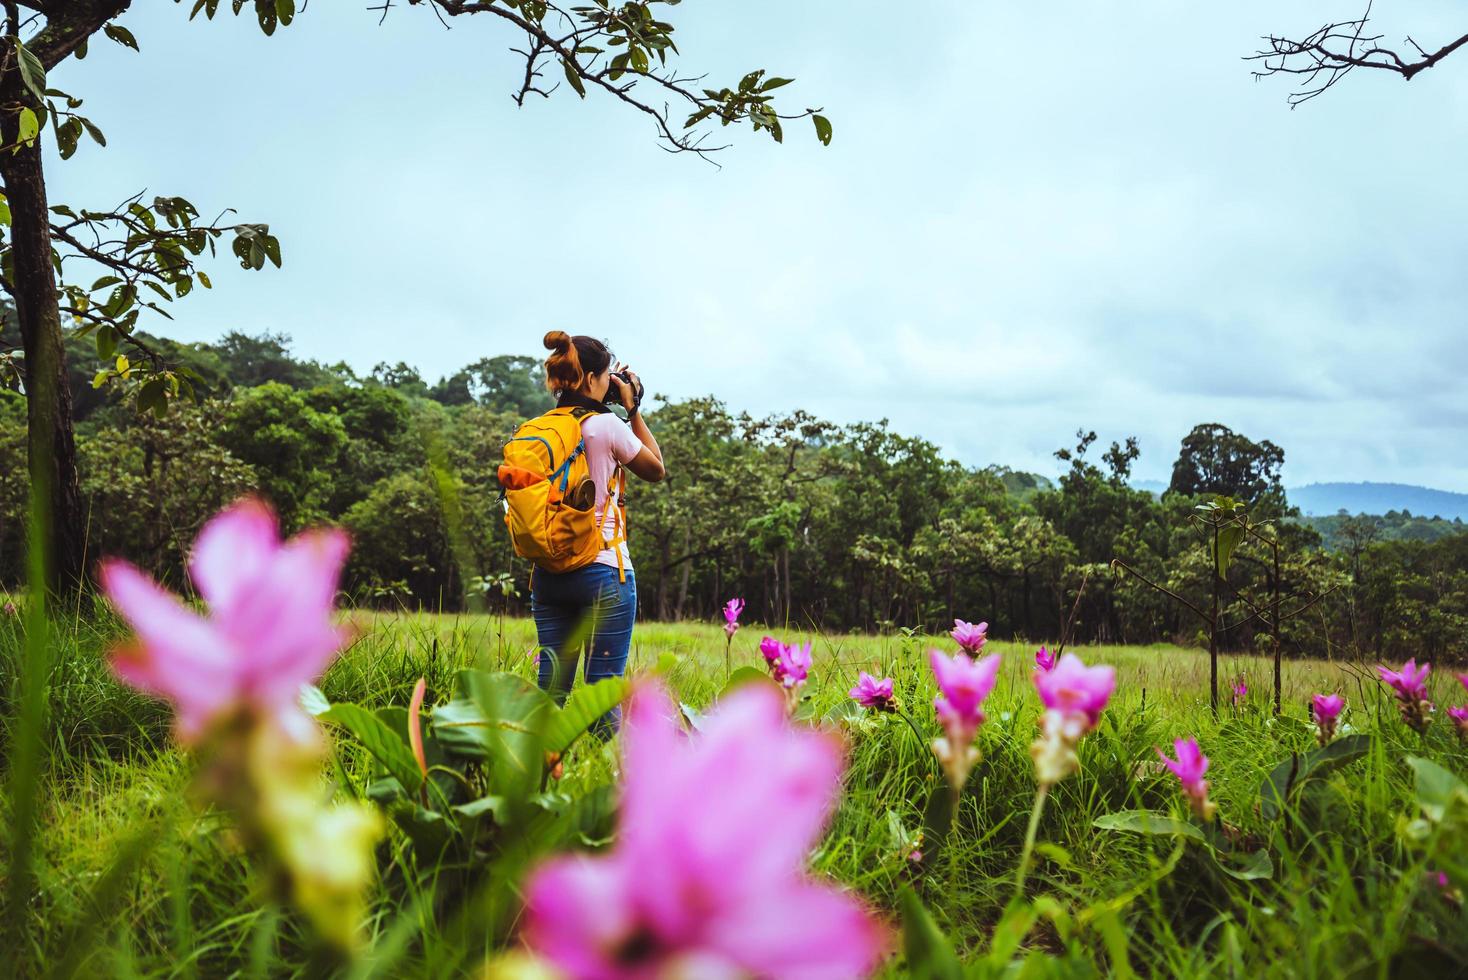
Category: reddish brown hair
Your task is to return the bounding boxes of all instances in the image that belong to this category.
[543,331,612,393]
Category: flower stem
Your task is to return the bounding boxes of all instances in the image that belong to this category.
[1013,784,1051,901]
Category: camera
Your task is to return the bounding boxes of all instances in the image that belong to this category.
[603,370,643,406]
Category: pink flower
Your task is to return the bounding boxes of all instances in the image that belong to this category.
[776,641,812,690]
[950,619,988,655]
[1034,646,1056,672]
[2,599,16,617]
[1231,678,1247,702]
[1378,658,1434,732]
[99,498,350,742]
[523,682,886,978]
[1378,658,1431,701]
[1157,737,1214,821]
[722,597,745,639]
[1033,652,1116,728]
[1311,693,1344,724]
[928,649,1001,791]
[759,635,783,665]
[849,672,895,711]
[1458,672,1468,694]
[1311,693,1344,745]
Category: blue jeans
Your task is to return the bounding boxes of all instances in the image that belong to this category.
[531,565,636,736]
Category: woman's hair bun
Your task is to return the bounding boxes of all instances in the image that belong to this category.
[543,330,572,354]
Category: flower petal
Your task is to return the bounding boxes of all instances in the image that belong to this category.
[188,498,282,615]
[99,559,236,738]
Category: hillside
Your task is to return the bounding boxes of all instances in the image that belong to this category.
[1287,481,1468,521]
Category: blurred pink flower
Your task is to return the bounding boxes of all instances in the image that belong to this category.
[99,498,350,742]
[523,682,886,979]
[2,599,16,617]
[849,672,895,711]
[1034,646,1056,672]
[776,641,813,690]
[1157,737,1215,821]
[1449,705,1468,742]
[759,635,783,665]
[1458,672,1468,694]
[928,648,1001,791]
[949,619,988,655]
[1034,653,1116,728]
[1231,677,1247,705]
[1378,658,1431,701]
[722,597,745,639]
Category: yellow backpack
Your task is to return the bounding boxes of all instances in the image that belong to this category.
[498,406,627,580]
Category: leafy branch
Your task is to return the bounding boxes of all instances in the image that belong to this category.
[395,0,832,157]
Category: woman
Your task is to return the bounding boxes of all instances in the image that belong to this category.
[533,331,664,731]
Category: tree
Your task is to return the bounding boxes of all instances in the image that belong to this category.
[1251,5,1468,106]
[1167,423,1286,512]
[1,0,827,592]
[215,331,333,391]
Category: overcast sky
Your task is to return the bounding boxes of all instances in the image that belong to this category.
[45,1,1468,490]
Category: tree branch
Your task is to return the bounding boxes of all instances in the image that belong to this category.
[1248,2,1468,106]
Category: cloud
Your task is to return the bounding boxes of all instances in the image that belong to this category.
[42,0,1468,492]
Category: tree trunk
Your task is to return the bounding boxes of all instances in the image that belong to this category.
[0,132,83,593]
[781,545,791,628]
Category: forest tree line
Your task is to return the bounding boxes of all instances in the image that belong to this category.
[1,327,1465,664]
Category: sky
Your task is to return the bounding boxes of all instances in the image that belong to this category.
[43,0,1468,490]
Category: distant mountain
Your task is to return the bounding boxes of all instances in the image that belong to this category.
[1287,482,1468,521]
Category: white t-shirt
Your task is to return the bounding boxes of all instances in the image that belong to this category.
[579,412,643,570]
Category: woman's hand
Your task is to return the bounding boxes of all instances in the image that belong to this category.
[612,363,642,414]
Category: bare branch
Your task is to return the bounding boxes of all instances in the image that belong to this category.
[1249,2,1468,106]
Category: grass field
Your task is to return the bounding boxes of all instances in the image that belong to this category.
[3,609,1466,977]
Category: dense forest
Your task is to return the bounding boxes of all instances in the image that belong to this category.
[2,326,1465,663]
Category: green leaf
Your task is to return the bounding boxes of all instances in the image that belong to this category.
[986,897,1039,965]
[720,665,774,698]
[319,701,424,795]
[1258,734,1371,820]
[1213,523,1245,577]
[562,58,587,98]
[432,670,552,802]
[103,24,140,52]
[0,192,10,226]
[1093,809,1207,843]
[299,683,331,717]
[899,886,964,980]
[16,108,39,146]
[78,116,106,147]
[760,76,794,92]
[921,782,955,864]
[812,113,832,146]
[14,41,46,104]
[543,675,630,754]
[1406,755,1468,823]
[1213,847,1273,881]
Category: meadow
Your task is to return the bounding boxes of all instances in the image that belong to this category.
[3,604,1465,978]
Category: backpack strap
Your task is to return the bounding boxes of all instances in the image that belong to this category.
[594,462,629,584]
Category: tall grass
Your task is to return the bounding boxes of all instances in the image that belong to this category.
[2,609,1465,976]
